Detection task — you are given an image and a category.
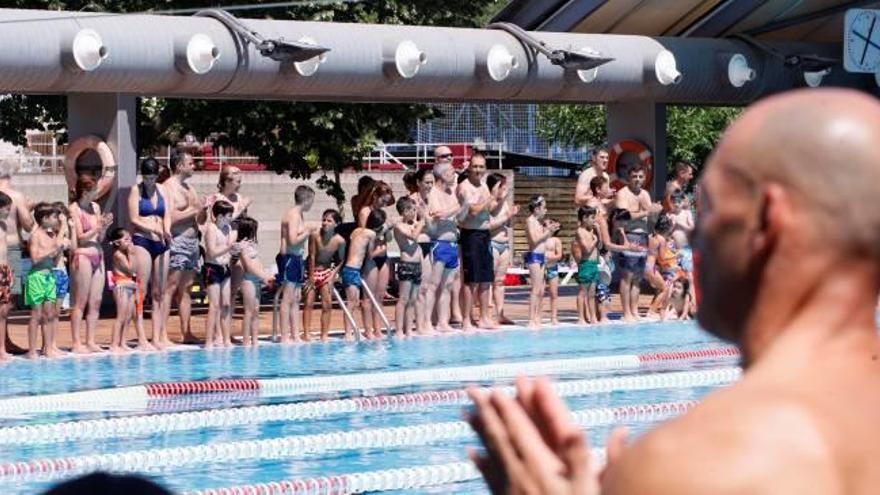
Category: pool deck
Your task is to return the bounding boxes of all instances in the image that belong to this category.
[5,286,661,351]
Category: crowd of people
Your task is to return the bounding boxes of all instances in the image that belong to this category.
[0,140,698,359]
[467,87,880,495]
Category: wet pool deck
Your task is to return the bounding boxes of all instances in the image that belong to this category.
[5,286,661,352]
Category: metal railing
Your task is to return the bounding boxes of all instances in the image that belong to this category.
[361,141,506,170]
[5,139,508,173]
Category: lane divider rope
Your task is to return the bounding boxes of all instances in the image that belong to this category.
[182,450,600,495]
[0,401,691,481]
[189,448,609,494]
[0,346,738,417]
[0,368,740,445]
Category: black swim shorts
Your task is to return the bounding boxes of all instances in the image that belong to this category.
[460,228,494,284]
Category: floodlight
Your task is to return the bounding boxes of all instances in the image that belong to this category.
[71,29,108,72]
[727,53,755,87]
[486,44,518,81]
[654,50,682,85]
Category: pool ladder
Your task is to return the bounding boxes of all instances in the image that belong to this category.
[271,271,392,343]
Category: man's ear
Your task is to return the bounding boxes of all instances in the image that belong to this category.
[752,183,791,256]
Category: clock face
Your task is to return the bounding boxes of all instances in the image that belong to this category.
[846,10,880,73]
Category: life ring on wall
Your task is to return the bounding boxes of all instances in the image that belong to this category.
[608,139,653,190]
[63,134,117,203]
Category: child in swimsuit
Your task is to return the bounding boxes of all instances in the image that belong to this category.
[576,207,601,325]
[0,192,13,361]
[672,230,697,311]
[26,203,68,359]
[393,197,425,338]
[236,217,274,347]
[342,210,385,341]
[50,202,71,315]
[525,196,560,329]
[304,209,345,342]
[108,228,152,352]
[276,186,317,344]
[543,220,563,326]
[646,215,680,319]
[204,200,237,348]
[665,276,694,320]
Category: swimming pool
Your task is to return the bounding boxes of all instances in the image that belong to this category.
[0,321,738,494]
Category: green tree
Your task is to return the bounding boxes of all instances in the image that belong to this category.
[536,104,742,174]
[0,0,501,209]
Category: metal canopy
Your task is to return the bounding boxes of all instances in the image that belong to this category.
[494,0,880,43]
[0,6,873,104]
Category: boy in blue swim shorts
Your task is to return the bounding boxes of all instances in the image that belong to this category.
[341,209,386,341]
[276,186,318,344]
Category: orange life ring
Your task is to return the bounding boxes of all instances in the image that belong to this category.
[608,139,653,190]
[63,135,117,202]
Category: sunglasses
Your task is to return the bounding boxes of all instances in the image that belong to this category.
[437,153,453,159]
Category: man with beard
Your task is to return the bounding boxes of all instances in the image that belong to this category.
[467,88,880,494]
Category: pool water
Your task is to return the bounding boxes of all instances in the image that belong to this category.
[0,321,735,494]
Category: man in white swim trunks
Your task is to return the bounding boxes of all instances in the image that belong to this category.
[468,88,880,494]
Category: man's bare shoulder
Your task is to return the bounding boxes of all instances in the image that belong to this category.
[0,186,25,202]
[604,385,837,495]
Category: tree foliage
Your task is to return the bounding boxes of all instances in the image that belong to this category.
[0,0,502,206]
[536,104,742,174]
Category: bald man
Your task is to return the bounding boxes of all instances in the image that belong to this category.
[468,88,880,494]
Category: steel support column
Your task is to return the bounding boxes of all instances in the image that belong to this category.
[606,101,667,201]
[67,93,137,226]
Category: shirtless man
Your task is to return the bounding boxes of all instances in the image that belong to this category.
[0,158,34,354]
[468,88,880,495]
[425,160,467,333]
[666,160,695,198]
[614,166,661,321]
[276,185,319,343]
[457,153,498,331]
[434,145,466,326]
[574,147,610,206]
[162,152,205,344]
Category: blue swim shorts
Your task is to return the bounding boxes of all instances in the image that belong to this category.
[341,265,362,289]
[431,240,459,270]
[275,253,304,287]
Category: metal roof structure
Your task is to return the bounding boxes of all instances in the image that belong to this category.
[493,0,879,42]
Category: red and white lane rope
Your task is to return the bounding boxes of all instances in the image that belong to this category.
[0,346,738,417]
[0,368,740,445]
[183,450,604,495]
[0,401,690,482]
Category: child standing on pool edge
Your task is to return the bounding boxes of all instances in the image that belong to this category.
[108,227,150,352]
[393,196,425,338]
[576,206,601,324]
[203,200,237,348]
[303,209,345,342]
[236,216,275,347]
[26,203,68,358]
[524,196,559,330]
[543,219,563,326]
[341,209,386,341]
[277,185,318,344]
[50,202,71,319]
